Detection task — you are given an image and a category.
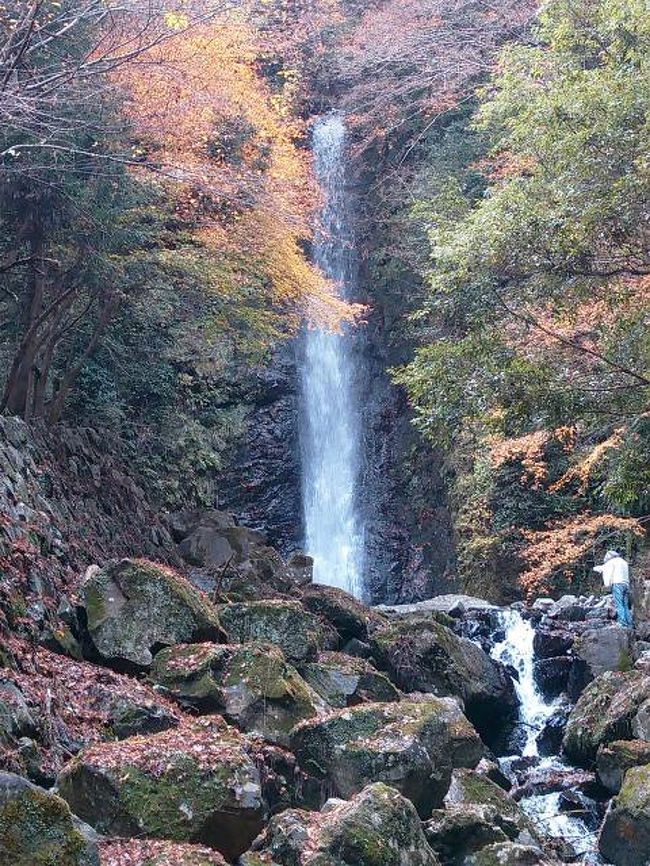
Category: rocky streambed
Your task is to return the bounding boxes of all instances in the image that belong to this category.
[2,525,650,866]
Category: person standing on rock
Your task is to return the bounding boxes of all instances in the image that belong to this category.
[594,550,633,627]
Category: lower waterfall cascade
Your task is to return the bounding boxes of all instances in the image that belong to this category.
[490,609,604,864]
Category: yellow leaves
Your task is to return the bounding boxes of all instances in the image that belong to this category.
[163,11,189,31]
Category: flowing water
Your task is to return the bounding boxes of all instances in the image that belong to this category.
[300,113,365,598]
[491,610,602,863]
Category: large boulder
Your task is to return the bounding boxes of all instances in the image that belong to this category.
[369,617,517,739]
[0,772,99,866]
[597,740,650,793]
[98,839,227,865]
[57,719,271,860]
[82,559,222,667]
[573,625,634,681]
[150,642,322,745]
[241,782,440,866]
[562,670,650,765]
[0,643,180,784]
[599,763,650,866]
[444,769,541,847]
[219,600,334,662]
[425,805,511,862]
[290,696,483,815]
[300,585,386,642]
[299,652,399,708]
[169,510,309,600]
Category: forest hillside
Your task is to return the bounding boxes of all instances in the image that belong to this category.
[1,2,649,866]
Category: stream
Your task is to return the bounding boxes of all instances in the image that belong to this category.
[491,609,604,864]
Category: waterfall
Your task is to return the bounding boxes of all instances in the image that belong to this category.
[300,113,365,598]
[491,610,600,862]
[491,609,557,757]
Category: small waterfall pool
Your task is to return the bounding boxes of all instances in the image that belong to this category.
[491,609,603,864]
[300,113,365,598]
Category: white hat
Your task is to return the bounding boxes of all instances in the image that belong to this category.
[604,550,620,563]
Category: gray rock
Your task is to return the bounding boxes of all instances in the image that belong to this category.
[575,625,633,680]
[597,740,650,793]
[369,616,518,743]
[0,772,99,866]
[299,651,399,708]
[465,842,552,865]
[56,719,271,861]
[242,782,440,866]
[82,558,223,667]
[375,595,498,618]
[632,696,650,739]
[599,763,650,866]
[563,670,650,765]
[290,696,483,815]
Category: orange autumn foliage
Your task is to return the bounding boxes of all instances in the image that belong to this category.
[518,514,644,598]
[489,427,576,488]
[115,15,357,329]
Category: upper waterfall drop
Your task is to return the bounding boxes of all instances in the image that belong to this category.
[300,113,365,598]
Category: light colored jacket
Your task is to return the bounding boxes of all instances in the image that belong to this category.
[594,556,630,588]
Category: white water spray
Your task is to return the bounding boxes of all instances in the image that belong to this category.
[300,113,364,597]
[491,609,557,757]
[491,609,600,862]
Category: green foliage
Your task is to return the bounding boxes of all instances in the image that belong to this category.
[393,0,649,597]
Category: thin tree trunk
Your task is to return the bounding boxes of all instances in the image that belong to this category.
[4,222,45,418]
[48,299,116,424]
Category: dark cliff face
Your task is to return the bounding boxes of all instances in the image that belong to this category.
[218,343,303,556]
[356,306,457,605]
[218,314,457,604]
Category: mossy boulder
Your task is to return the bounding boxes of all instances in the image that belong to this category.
[98,838,228,865]
[425,805,511,863]
[596,739,650,793]
[82,559,222,668]
[464,842,551,866]
[150,642,322,745]
[300,585,386,642]
[290,696,483,816]
[242,782,440,866]
[57,719,268,860]
[562,670,650,766]
[299,652,399,708]
[0,772,99,866]
[599,763,650,866]
[219,600,334,662]
[369,616,517,740]
[444,770,540,847]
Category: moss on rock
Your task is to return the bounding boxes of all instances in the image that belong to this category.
[0,772,99,866]
[563,670,650,766]
[599,763,650,866]
[243,783,440,866]
[219,600,334,662]
[83,559,222,668]
[56,719,268,861]
[290,696,482,816]
[151,642,322,745]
